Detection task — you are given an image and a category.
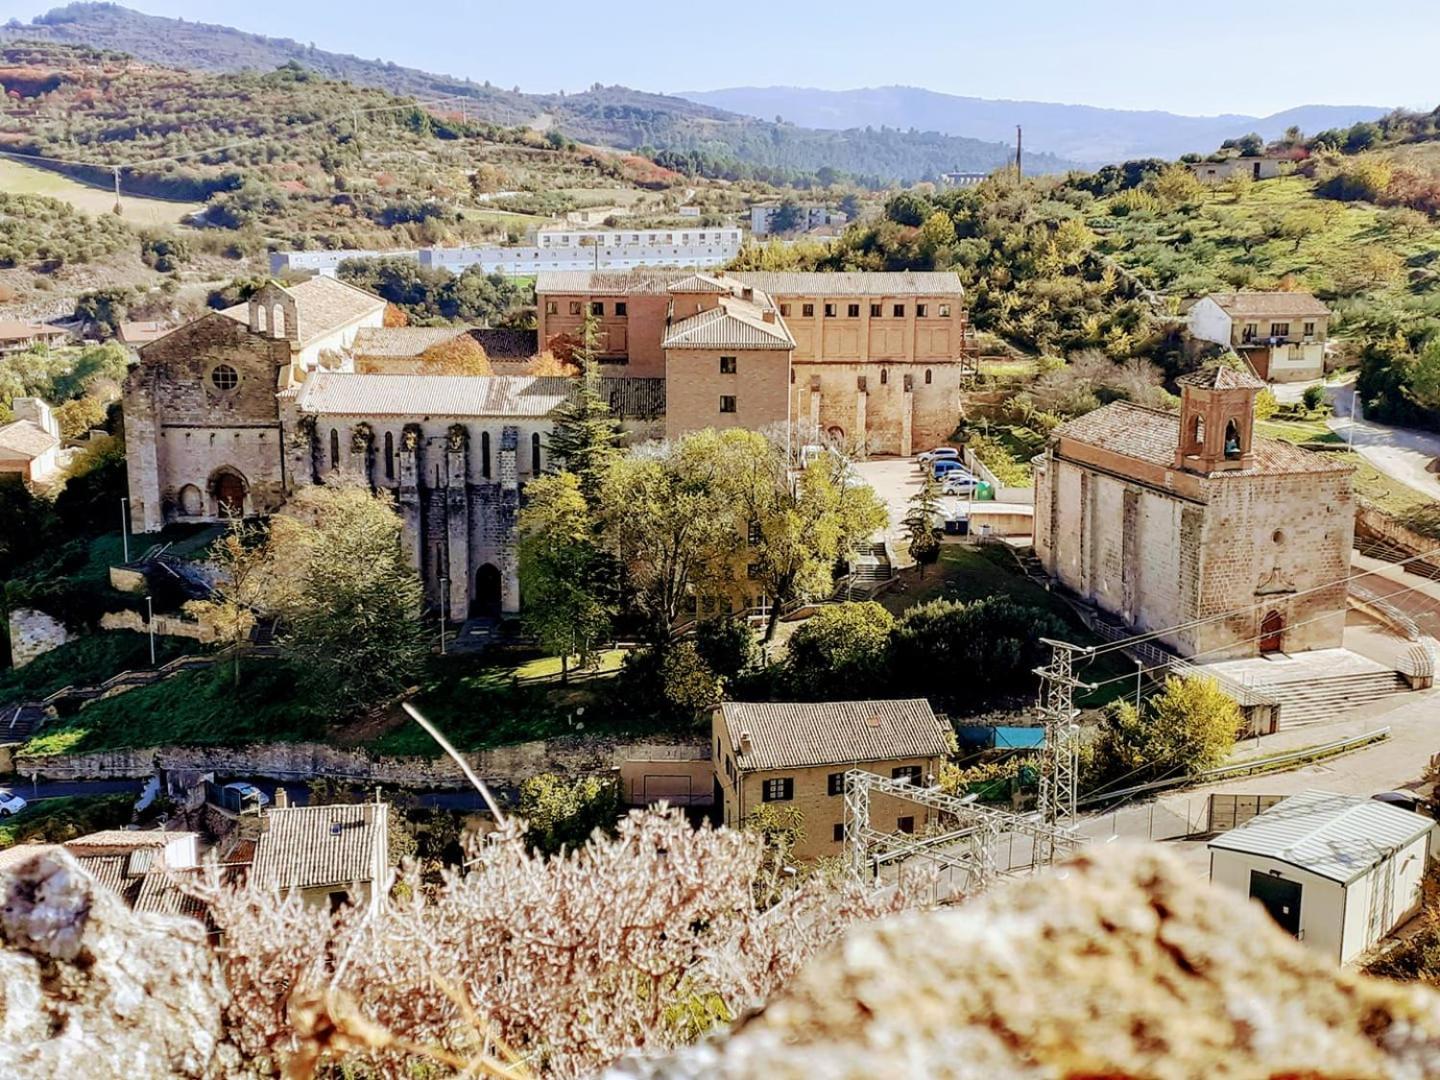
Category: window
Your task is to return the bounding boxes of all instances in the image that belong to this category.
[939,303,951,317]
[532,432,542,473]
[1303,321,1316,337]
[833,823,846,843]
[544,300,558,315]
[828,772,845,796]
[1270,322,1290,338]
[481,431,491,479]
[847,303,860,318]
[1224,419,1241,460]
[590,302,604,317]
[897,815,916,834]
[893,304,905,317]
[746,562,761,579]
[720,355,737,374]
[762,778,794,802]
[892,765,922,785]
[780,303,791,316]
[748,520,762,545]
[210,364,239,391]
[925,369,933,385]
[1243,322,1259,341]
[802,303,815,317]
[569,301,582,316]
[384,432,394,480]
[329,429,340,470]
[1192,415,1205,447]
[916,303,929,318]
[880,369,888,385]
[720,395,737,413]
[870,303,882,317]
[824,303,837,318]
[616,302,628,317]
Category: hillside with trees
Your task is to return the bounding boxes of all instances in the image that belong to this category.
[1,4,1080,183]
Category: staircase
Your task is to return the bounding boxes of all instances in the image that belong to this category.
[1262,671,1413,726]
[834,542,894,601]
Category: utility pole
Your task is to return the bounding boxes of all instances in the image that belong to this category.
[120,497,130,563]
[439,575,449,655]
[1034,638,1093,861]
[112,165,122,216]
[1015,125,1023,180]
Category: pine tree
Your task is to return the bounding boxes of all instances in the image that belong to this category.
[904,473,942,576]
[545,313,622,508]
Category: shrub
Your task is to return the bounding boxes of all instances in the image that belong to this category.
[517,772,622,855]
[1088,675,1241,789]
[693,615,759,684]
[785,602,894,698]
[1253,388,1279,420]
[1302,384,1328,412]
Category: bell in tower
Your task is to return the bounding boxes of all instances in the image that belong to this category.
[1174,365,1266,473]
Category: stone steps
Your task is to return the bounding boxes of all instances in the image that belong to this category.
[1264,671,1413,727]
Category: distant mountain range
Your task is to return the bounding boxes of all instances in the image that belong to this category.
[679,86,1395,166]
[0,4,1080,182]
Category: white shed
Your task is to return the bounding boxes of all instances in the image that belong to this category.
[1208,790,1434,965]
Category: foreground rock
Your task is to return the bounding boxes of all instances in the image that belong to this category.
[607,846,1440,1080]
[0,849,232,1079]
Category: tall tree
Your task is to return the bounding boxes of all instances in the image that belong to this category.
[903,473,942,576]
[186,516,271,688]
[545,314,622,508]
[518,472,614,681]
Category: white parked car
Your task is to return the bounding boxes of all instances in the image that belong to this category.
[917,447,961,465]
[942,473,981,496]
[0,789,28,817]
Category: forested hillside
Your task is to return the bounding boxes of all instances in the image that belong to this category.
[1,4,1079,183]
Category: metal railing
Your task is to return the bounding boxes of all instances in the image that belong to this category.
[1084,617,1279,708]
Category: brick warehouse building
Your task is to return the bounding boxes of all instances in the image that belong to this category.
[1033,367,1354,660]
[536,269,974,455]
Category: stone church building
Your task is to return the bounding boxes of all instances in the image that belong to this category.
[1034,367,1355,661]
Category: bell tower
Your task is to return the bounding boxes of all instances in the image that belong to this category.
[1174,365,1265,473]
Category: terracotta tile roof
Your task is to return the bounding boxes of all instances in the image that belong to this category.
[721,699,951,772]
[221,277,385,348]
[1205,292,1331,319]
[667,273,733,293]
[1053,401,1352,477]
[599,376,665,419]
[0,419,59,460]
[74,854,132,899]
[295,373,574,417]
[0,319,67,342]
[733,271,965,298]
[352,326,471,358]
[663,298,795,350]
[0,843,58,872]
[117,320,172,345]
[134,868,206,918]
[536,269,685,295]
[252,803,389,891]
[64,830,176,850]
[1177,366,1267,391]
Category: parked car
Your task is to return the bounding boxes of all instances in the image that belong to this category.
[917,447,961,466]
[222,782,271,814]
[0,789,27,817]
[932,459,970,480]
[942,473,981,496]
[1372,790,1422,813]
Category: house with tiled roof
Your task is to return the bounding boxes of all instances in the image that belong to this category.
[0,397,62,486]
[61,829,206,921]
[251,801,390,913]
[1189,291,1331,383]
[713,699,953,860]
[0,319,68,353]
[1035,366,1355,668]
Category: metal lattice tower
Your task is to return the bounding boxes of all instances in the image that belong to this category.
[1034,639,1094,852]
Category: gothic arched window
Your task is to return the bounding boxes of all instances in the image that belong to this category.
[384,432,395,480]
[330,428,340,470]
[531,432,542,473]
[481,431,491,479]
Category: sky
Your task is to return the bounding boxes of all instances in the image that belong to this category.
[4,0,1439,117]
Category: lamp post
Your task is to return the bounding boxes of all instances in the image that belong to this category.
[439,575,449,655]
[145,594,156,666]
[120,497,130,563]
[1134,658,1144,713]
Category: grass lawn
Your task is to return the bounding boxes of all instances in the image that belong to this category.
[23,660,327,756]
[881,544,1134,708]
[0,632,193,707]
[0,794,134,850]
[0,158,203,228]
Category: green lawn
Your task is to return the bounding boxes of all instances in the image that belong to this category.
[0,631,193,707]
[0,794,134,850]
[0,158,203,228]
[1257,415,1435,517]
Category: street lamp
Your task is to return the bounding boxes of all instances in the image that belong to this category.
[120,497,130,563]
[1134,658,1144,712]
[145,594,156,666]
[439,575,449,655]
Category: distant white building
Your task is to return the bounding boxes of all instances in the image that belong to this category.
[750,204,846,236]
[941,171,990,188]
[1189,154,1289,184]
[536,226,742,249]
[270,249,419,276]
[1209,791,1435,965]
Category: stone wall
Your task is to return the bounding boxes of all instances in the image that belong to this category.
[1356,501,1440,572]
[15,736,709,795]
[98,610,218,644]
[8,607,69,668]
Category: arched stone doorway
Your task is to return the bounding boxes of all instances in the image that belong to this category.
[472,563,503,619]
[178,484,204,516]
[826,425,845,443]
[211,469,248,517]
[1259,610,1285,654]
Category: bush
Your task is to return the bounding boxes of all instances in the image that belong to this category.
[1302,384,1328,412]
[785,602,894,698]
[693,616,758,684]
[517,772,622,855]
[1088,675,1241,789]
[1254,388,1279,420]
[0,794,133,849]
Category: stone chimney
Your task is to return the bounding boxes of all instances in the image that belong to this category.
[273,786,289,809]
[739,730,753,755]
[762,310,776,323]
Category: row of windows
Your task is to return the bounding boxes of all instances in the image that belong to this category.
[1242,320,1316,339]
[762,765,923,803]
[326,430,541,477]
[789,368,934,387]
[544,300,629,317]
[780,302,950,319]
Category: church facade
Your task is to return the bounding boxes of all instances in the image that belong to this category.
[1034,368,1355,661]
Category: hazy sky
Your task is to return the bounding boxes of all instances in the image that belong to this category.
[5,0,1439,117]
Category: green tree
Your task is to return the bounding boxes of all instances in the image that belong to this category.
[768,198,804,234]
[1302,383,1329,412]
[903,473,942,574]
[267,483,428,718]
[693,615,758,684]
[838,192,862,221]
[545,315,622,507]
[1089,675,1241,787]
[785,601,894,698]
[659,640,723,715]
[518,472,614,681]
[185,517,270,688]
[885,191,931,227]
[517,772,622,855]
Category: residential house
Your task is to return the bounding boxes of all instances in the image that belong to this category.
[1034,367,1354,662]
[61,829,205,919]
[712,699,954,860]
[250,801,391,913]
[117,320,174,348]
[1188,154,1289,185]
[0,319,68,353]
[750,204,847,236]
[0,397,63,486]
[1208,791,1434,965]
[1189,292,1331,382]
